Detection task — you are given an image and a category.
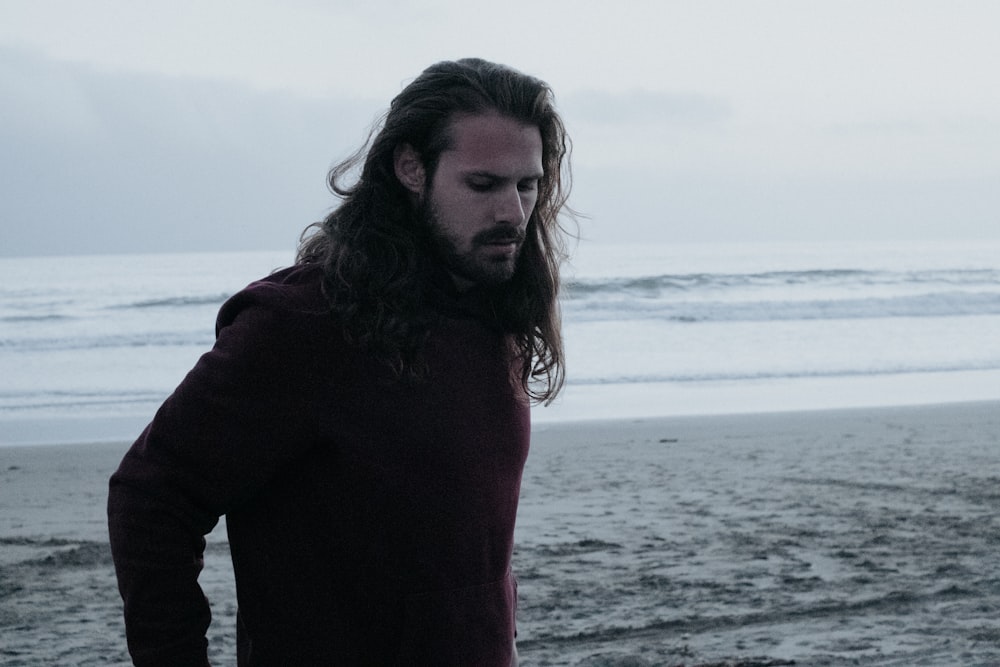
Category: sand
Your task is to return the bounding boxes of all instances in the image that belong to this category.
[1,401,998,666]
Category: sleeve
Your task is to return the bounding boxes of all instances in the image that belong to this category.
[108,286,328,666]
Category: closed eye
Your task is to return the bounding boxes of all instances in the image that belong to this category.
[467,177,498,192]
[465,174,541,193]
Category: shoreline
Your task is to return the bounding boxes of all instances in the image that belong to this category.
[534,368,1000,423]
[4,367,1000,447]
[2,396,998,445]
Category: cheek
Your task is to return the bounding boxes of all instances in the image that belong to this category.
[523,192,540,217]
[433,185,479,219]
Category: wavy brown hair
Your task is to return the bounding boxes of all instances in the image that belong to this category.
[297,58,573,403]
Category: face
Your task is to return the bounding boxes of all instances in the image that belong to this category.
[397,112,544,290]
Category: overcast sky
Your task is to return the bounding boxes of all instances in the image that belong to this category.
[2,0,998,257]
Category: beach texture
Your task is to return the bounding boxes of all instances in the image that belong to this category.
[2,401,999,666]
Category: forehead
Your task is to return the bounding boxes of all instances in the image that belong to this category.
[439,112,543,176]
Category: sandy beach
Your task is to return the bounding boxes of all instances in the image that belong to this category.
[2,401,999,666]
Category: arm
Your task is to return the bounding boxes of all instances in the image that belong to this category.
[108,452,216,667]
[109,283,328,665]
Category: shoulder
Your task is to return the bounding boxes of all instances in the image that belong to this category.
[209,263,344,371]
[216,263,329,333]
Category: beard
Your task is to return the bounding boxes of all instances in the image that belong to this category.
[418,199,526,288]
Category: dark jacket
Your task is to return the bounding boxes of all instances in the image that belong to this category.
[108,263,529,666]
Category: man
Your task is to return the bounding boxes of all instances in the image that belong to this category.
[108,58,572,666]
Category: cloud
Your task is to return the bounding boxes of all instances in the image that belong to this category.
[2,42,997,256]
[0,47,383,257]
[572,164,1000,245]
[562,89,732,126]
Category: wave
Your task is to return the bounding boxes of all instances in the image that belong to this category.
[562,266,1000,323]
[0,313,74,323]
[110,293,232,310]
[568,268,867,295]
[0,330,213,352]
[7,296,998,351]
[564,362,1000,386]
[0,390,167,412]
[566,267,1000,297]
[564,291,1000,322]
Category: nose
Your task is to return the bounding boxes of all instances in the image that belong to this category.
[494,186,528,226]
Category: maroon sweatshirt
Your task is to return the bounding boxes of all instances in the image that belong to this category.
[108,263,529,666]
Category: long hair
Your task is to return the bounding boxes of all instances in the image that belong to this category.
[297,58,572,404]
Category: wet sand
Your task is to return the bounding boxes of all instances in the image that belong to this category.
[1,401,998,666]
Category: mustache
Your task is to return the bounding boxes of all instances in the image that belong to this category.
[475,228,526,245]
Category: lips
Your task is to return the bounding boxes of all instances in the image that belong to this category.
[477,229,526,246]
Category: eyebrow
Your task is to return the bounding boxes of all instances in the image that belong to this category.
[464,169,545,181]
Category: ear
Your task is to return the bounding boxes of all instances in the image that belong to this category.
[393,143,426,195]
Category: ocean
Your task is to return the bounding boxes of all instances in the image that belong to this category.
[2,239,999,446]
[3,241,1000,666]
